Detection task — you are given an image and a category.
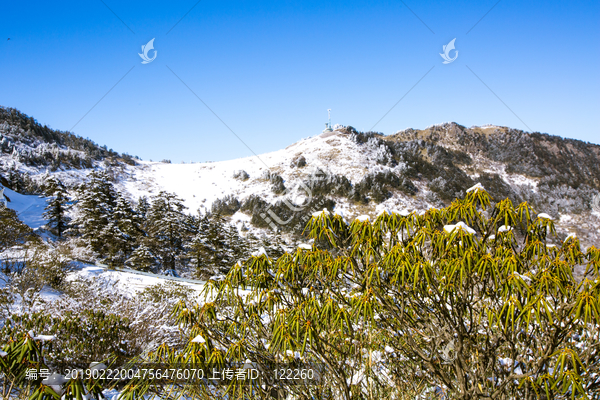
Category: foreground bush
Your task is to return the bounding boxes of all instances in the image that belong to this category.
[120,189,599,399]
[2,189,599,399]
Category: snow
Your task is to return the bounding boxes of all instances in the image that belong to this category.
[298,244,312,250]
[498,225,512,233]
[537,213,553,220]
[466,183,485,193]
[122,133,377,214]
[2,186,48,229]
[191,335,206,344]
[251,247,268,257]
[356,215,370,222]
[312,208,330,217]
[33,335,56,342]
[68,263,206,295]
[444,222,476,235]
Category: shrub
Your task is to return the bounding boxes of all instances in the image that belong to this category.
[350,170,411,204]
[304,171,352,198]
[233,170,250,181]
[0,206,37,252]
[290,155,307,168]
[138,281,196,304]
[211,194,241,216]
[148,188,600,399]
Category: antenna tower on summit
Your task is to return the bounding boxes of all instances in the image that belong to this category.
[323,109,333,133]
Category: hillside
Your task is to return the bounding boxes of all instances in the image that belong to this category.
[1,108,599,253]
[0,106,137,193]
[121,123,600,247]
[1,109,599,399]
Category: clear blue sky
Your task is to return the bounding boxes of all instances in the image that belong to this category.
[1,0,598,162]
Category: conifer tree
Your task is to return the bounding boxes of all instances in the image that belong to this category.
[126,243,157,272]
[42,177,69,237]
[0,206,35,251]
[189,215,252,279]
[69,171,117,254]
[135,196,150,222]
[109,194,142,260]
[146,191,192,272]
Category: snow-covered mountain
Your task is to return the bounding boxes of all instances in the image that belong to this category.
[2,107,599,247]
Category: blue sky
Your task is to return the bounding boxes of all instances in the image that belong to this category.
[1,0,598,162]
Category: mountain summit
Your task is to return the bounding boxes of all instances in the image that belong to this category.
[1,109,599,247]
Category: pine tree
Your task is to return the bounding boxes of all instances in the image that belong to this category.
[189,215,250,279]
[146,191,192,272]
[112,195,142,253]
[43,177,69,237]
[69,171,118,254]
[0,206,35,252]
[135,196,150,221]
[126,244,157,272]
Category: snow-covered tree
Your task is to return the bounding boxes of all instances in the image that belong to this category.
[146,191,192,271]
[0,206,35,252]
[69,171,118,253]
[135,195,150,221]
[188,215,254,279]
[126,243,157,272]
[42,177,69,237]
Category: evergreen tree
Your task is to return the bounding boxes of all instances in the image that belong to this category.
[135,196,150,222]
[146,191,192,272]
[257,234,287,260]
[42,177,69,237]
[69,171,118,254]
[111,194,142,254]
[189,215,251,279]
[126,243,157,272]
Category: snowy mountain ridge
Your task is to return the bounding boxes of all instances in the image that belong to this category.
[1,108,599,247]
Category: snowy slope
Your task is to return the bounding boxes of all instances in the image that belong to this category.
[3,186,48,229]
[70,263,207,295]
[2,122,599,246]
[122,132,404,215]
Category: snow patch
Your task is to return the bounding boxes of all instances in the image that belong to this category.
[444,222,476,235]
[252,247,268,257]
[466,183,485,193]
[191,335,206,344]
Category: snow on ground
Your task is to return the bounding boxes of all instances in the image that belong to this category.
[122,133,386,213]
[69,263,207,295]
[3,186,48,229]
